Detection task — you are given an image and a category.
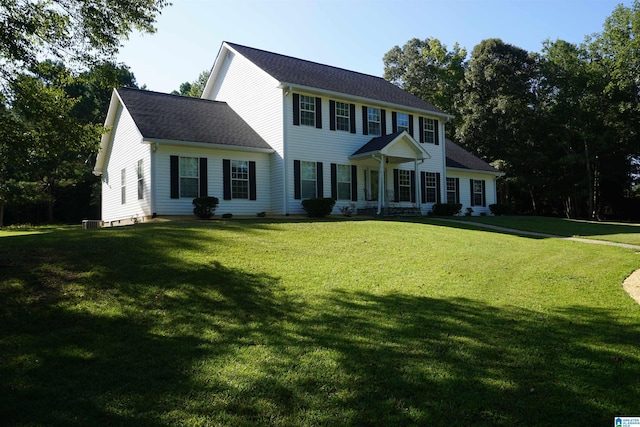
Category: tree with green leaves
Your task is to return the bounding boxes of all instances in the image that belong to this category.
[0,0,170,81]
[172,70,210,98]
[383,38,466,137]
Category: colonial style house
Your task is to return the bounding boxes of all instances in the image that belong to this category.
[94,42,501,223]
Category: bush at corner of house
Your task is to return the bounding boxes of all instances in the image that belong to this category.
[192,196,219,219]
[301,198,336,218]
[431,203,462,216]
[489,203,515,216]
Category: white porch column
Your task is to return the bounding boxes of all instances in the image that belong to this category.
[377,155,385,215]
[414,159,420,208]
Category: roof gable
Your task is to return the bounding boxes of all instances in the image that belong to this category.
[351,131,430,161]
[116,88,272,150]
[225,42,448,116]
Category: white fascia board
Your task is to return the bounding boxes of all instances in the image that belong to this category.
[277,82,455,121]
[201,43,227,99]
[446,166,505,177]
[145,138,275,154]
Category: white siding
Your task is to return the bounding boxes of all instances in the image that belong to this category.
[154,144,271,216]
[283,91,449,214]
[446,170,499,215]
[101,104,152,222]
[207,49,285,213]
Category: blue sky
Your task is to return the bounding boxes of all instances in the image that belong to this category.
[117,0,631,93]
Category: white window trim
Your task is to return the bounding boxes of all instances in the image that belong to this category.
[300,95,315,127]
[231,159,249,199]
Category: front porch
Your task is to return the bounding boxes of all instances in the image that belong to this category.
[350,130,431,216]
[357,206,422,217]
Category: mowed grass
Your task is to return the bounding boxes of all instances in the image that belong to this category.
[1,218,640,426]
[450,215,640,246]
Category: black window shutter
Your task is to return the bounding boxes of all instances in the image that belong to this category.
[294,160,301,200]
[199,157,208,197]
[351,165,358,201]
[293,93,300,126]
[419,117,425,143]
[393,169,400,202]
[249,161,257,201]
[470,179,475,206]
[330,163,337,199]
[349,104,356,133]
[392,112,398,133]
[316,162,323,197]
[362,106,368,135]
[223,159,231,200]
[170,155,179,199]
[409,114,414,138]
[455,178,460,204]
[410,170,416,203]
[436,172,441,203]
[329,100,336,131]
[434,119,440,145]
[420,171,426,203]
[482,180,486,206]
[381,109,387,135]
[315,97,322,129]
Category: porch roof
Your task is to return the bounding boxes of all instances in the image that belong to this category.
[349,130,430,162]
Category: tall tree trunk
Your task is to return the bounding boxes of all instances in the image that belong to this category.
[584,141,595,220]
[0,201,4,227]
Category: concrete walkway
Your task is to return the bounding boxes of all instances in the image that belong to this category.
[433,218,640,251]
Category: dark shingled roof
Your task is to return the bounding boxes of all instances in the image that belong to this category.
[226,42,446,115]
[445,139,499,173]
[117,87,272,150]
[352,131,405,156]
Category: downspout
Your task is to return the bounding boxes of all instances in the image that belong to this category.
[150,142,158,218]
[282,86,291,215]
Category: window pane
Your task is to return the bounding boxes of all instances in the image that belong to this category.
[232,180,249,199]
[397,113,409,132]
[180,177,198,198]
[301,180,316,199]
[180,157,198,177]
[398,170,411,202]
[423,118,435,144]
[337,164,351,200]
[338,182,351,200]
[336,101,350,131]
[368,107,381,136]
[300,95,315,127]
[301,161,316,180]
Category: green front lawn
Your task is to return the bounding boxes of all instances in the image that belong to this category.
[1,218,639,426]
[450,215,640,245]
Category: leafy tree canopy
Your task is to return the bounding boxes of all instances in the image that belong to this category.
[172,70,210,98]
[0,0,170,81]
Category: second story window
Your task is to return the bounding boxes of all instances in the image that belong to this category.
[300,95,315,127]
[336,102,350,132]
[368,107,381,136]
[397,113,409,132]
[422,118,435,144]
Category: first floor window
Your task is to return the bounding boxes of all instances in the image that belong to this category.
[472,179,485,206]
[180,156,199,198]
[398,170,411,202]
[301,161,317,199]
[447,177,459,203]
[397,113,409,132]
[137,159,144,200]
[424,172,437,203]
[300,94,315,127]
[337,164,352,200]
[422,118,435,144]
[368,107,381,136]
[231,160,249,199]
[121,168,126,204]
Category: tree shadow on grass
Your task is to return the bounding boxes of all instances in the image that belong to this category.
[0,226,292,426]
[251,291,640,426]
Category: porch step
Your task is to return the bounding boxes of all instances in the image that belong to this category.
[357,207,423,217]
